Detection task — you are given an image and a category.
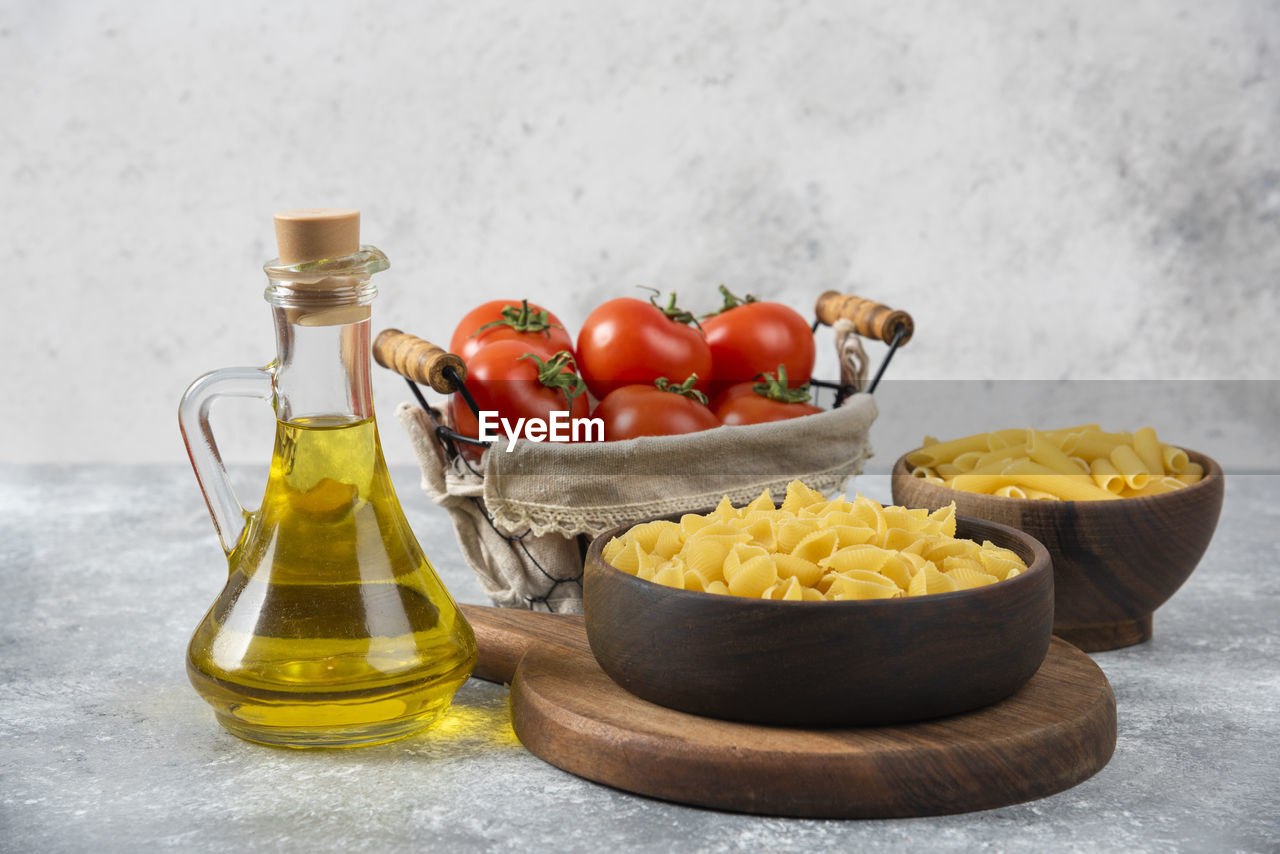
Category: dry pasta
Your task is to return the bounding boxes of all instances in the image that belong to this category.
[908,425,1203,500]
[602,481,1028,601]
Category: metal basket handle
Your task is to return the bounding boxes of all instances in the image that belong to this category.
[812,292,914,398]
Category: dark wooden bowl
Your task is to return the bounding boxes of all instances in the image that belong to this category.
[583,515,1053,727]
[891,450,1224,652]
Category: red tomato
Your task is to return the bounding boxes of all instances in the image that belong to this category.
[449,340,590,443]
[576,294,712,400]
[701,287,815,399]
[713,373,824,426]
[594,376,722,440]
[449,299,574,363]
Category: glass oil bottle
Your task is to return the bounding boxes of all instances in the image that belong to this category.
[179,209,476,748]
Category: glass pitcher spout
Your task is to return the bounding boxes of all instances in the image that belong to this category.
[180,210,476,748]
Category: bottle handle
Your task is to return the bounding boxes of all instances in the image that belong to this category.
[178,365,276,554]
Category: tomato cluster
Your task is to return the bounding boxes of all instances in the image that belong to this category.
[447,288,821,444]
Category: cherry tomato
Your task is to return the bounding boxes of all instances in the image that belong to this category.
[449,340,590,444]
[449,299,574,363]
[576,293,712,400]
[713,366,824,426]
[594,376,722,440]
[701,286,815,399]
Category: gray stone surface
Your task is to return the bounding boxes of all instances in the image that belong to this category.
[1,464,1277,853]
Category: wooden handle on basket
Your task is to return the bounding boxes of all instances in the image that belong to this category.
[373,329,466,393]
[814,292,914,345]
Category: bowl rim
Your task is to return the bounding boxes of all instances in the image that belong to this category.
[586,509,1052,609]
[890,447,1223,509]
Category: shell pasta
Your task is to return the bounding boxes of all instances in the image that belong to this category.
[602,481,1027,600]
[908,426,1203,500]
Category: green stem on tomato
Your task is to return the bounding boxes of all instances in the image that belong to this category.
[654,374,710,405]
[702,284,758,318]
[752,365,813,404]
[518,350,586,408]
[472,299,563,337]
[638,286,703,331]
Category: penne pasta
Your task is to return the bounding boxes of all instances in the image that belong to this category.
[1026,429,1088,476]
[950,473,1013,494]
[1124,477,1187,497]
[1040,424,1102,443]
[969,455,1031,476]
[1132,427,1165,478]
[1174,461,1204,485]
[972,444,1028,470]
[1089,457,1126,494]
[1003,473,1120,502]
[1063,430,1129,460]
[1021,487,1062,500]
[985,428,1030,450]
[1161,443,1189,474]
[909,426,1204,501]
[1109,445,1151,490]
[908,434,992,467]
[1001,458,1096,485]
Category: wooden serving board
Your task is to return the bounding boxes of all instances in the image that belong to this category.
[459,604,1117,819]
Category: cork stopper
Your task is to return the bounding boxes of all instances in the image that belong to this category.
[273,208,360,265]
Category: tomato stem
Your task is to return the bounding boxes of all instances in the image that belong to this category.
[752,365,813,404]
[638,286,703,331]
[702,284,758,318]
[518,350,587,407]
[472,299,563,337]
[654,374,710,405]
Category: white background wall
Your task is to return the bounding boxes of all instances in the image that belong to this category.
[3,1,1277,471]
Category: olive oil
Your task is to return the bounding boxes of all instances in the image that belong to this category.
[181,211,476,748]
[187,416,477,747]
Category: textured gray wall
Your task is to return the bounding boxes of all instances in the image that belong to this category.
[3,1,1277,468]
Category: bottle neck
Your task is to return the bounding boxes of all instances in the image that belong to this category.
[271,311,373,424]
[260,245,388,425]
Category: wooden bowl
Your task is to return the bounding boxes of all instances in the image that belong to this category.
[583,515,1053,727]
[891,451,1224,652]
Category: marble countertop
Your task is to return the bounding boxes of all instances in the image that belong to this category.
[1,464,1276,853]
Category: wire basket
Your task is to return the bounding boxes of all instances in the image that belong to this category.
[378,291,914,613]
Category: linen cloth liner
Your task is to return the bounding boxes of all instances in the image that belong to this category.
[397,393,877,613]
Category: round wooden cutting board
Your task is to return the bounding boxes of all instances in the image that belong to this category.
[459,604,1117,819]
